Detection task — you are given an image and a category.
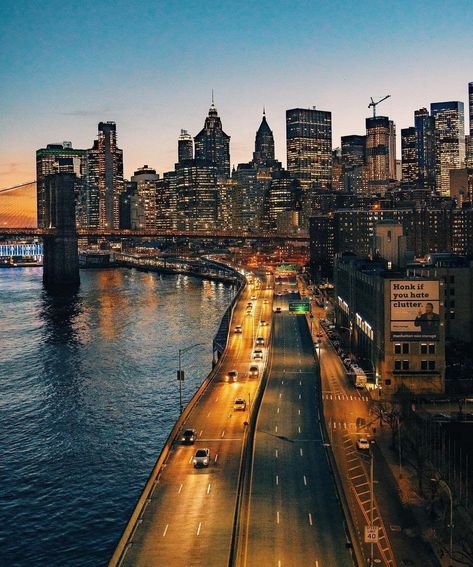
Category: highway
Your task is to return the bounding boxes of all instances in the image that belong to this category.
[240,289,354,567]
[117,276,272,567]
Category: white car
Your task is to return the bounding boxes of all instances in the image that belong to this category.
[253,349,263,360]
[356,438,370,450]
[256,336,265,346]
[234,325,242,334]
[233,398,247,411]
[251,295,257,300]
[193,448,210,468]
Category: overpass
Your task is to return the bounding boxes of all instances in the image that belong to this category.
[0,227,309,242]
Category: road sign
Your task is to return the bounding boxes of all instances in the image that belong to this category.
[288,301,310,313]
[364,525,379,543]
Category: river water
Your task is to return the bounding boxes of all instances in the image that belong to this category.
[0,267,233,566]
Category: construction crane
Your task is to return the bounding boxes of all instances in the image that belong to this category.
[368,95,391,118]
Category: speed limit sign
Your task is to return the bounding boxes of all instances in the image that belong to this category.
[364,525,379,543]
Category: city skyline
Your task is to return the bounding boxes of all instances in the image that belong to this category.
[1,0,472,187]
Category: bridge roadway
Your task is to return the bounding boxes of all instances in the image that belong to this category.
[240,292,354,567]
[118,277,273,567]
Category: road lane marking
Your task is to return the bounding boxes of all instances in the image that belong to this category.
[276,475,279,485]
[277,407,280,413]
[215,397,219,402]
[298,409,301,415]
[300,448,303,456]
[281,379,284,384]
[162,523,169,537]
[199,430,203,437]
[275,449,278,458]
[214,453,219,463]
[299,380,302,386]
[207,412,211,417]
[178,483,183,494]
[207,483,211,494]
[276,511,280,524]
[303,475,307,486]
[197,522,202,536]
[298,426,301,433]
[308,513,313,526]
[279,393,283,398]
[275,425,278,433]
[221,430,225,438]
[299,394,302,399]
[188,456,193,464]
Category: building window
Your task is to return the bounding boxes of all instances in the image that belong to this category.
[450,300,455,308]
[428,360,436,371]
[402,343,409,354]
[402,360,409,370]
[428,344,435,354]
[450,288,455,295]
[420,343,427,354]
[394,360,402,370]
[394,343,401,354]
[450,311,455,320]
[421,360,428,370]
[385,379,391,386]
[450,275,455,283]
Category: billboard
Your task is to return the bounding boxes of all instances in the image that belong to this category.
[390,280,440,341]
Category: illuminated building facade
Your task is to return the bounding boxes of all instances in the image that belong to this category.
[36,142,86,228]
[194,101,230,178]
[401,127,418,185]
[431,101,465,196]
[86,122,124,228]
[178,130,193,163]
[286,107,332,189]
[130,165,160,229]
[414,108,436,191]
[365,116,392,194]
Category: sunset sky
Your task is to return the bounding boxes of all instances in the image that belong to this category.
[1,0,472,191]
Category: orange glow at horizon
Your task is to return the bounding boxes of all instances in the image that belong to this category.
[0,183,37,228]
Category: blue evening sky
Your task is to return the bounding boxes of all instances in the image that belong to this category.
[0,0,472,185]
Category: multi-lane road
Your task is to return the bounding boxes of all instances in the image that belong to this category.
[239,291,353,567]
[117,278,273,566]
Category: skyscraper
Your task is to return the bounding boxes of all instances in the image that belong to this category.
[431,101,465,196]
[87,122,124,228]
[253,110,275,167]
[414,108,436,191]
[469,82,473,136]
[194,99,230,177]
[36,142,86,228]
[286,107,332,189]
[365,116,394,193]
[401,127,418,185]
[341,135,366,193]
[130,165,160,229]
[178,129,193,163]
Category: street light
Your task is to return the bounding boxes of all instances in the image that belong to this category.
[431,477,454,566]
[177,343,203,414]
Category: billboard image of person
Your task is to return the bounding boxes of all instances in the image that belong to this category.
[390,280,440,340]
[414,302,440,334]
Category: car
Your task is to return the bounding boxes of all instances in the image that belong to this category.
[274,307,282,313]
[260,320,268,326]
[225,370,238,382]
[234,325,242,334]
[356,438,370,450]
[256,336,265,346]
[316,331,323,338]
[247,302,253,308]
[251,295,257,300]
[263,299,269,305]
[246,309,252,316]
[193,448,210,468]
[233,398,247,411]
[181,428,197,444]
[249,365,259,377]
[253,349,263,360]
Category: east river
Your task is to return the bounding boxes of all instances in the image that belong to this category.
[0,267,234,566]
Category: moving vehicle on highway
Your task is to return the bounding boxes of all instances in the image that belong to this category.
[193,448,210,467]
[356,438,370,450]
[275,307,281,313]
[260,320,268,326]
[256,336,265,346]
[253,349,263,360]
[249,365,259,377]
[234,325,242,334]
[350,368,367,388]
[233,398,247,411]
[181,428,196,444]
[225,369,238,382]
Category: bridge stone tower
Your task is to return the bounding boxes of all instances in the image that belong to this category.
[43,172,80,288]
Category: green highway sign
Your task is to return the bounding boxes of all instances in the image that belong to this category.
[288,301,310,313]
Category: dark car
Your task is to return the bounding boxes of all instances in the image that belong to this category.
[181,428,197,444]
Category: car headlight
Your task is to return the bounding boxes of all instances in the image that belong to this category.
[193,459,197,464]
[203,459,208,464]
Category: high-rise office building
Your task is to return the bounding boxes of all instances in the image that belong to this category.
[253,110,276,167]
[431,101,465,196]
[286,107,332,189]
[388,120,397,180]
[87,122,124,228]
[178,129,193,163]
[414,108,436,191]
[401,127,418,185]
[130,165,160,229]
[36,142,86,228]
[469,82,473,136]
[194,100,230,177]
[365,116,392,193]
[341,135,366,193]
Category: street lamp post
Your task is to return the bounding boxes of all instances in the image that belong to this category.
[178,343,203,414]
[431,478,454,565]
